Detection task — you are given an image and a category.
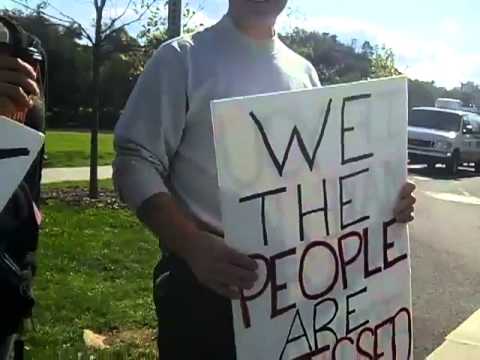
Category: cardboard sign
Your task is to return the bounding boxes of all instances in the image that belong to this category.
[211,77,412,359]
[0,116,44,211]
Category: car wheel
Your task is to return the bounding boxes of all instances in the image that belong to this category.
[446,151,459,175]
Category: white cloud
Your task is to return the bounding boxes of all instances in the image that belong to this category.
[276,15,480,89]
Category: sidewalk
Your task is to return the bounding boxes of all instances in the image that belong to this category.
[42,166,112,184]
[428,309,480,359]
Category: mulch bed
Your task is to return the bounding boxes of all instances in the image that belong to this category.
[41,187,126,209]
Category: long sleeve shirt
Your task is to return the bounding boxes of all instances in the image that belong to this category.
[113,15,321,234]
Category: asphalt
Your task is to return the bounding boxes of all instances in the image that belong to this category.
[409,165,480,358]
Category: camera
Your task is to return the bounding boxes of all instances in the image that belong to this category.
[0,16,46,123]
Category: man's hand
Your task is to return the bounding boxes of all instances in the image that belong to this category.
[136,193,259,300]
[185,231,258,299]
[0,55,40,117]
[394,181,416,223]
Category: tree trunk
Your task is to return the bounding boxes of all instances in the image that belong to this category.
[167,0,182,38]
[89,2,104,199]
[89,44,100,198]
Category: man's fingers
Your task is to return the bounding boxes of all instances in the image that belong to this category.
[211,282,240,300]
[218,263,257,290]
[0,56,36,79]
[394,182,416,223]
[396,212,415,224]
[400,181,416,197]
[0,83,31,109]
[0,70,40,96]
[225,247,258,271]
[394,196,416,216]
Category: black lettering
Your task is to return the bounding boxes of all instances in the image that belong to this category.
[363,227,382,279]
[249,99,332,177]
[297,180,330,242]
[339,168,371,230]
[341,94,373,165]
[338,231,363,289]
[383,219,408,270]
[0,147,30,160]
[313,298,339,352]
[239,187,287,246]
[279,309,313,360]
[346,286,369,335]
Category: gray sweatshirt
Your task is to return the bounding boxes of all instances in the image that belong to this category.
[113,15,321,233]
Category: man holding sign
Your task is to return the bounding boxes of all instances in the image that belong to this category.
[114,0,416,358]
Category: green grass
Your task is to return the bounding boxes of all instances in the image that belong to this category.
[44,131,114,168]
[25,182,160,359]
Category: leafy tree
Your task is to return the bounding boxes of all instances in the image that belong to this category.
[132,1,202,74]
[11,0,161,198]
[369,45,401,78]
[281,28,370,85]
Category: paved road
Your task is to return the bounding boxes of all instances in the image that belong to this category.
[409,165,480,358]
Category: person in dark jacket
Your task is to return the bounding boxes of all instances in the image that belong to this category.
[0,15,46,360]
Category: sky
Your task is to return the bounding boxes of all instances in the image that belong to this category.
[2,0,479,89]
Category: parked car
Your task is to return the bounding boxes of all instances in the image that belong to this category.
[408,107,480,174]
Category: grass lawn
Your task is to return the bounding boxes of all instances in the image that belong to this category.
[26,180,160,359]
[44,131,114,168]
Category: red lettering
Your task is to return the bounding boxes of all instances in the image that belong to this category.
[333,336,354,360]
[356,327,375,360]
[299,241,339,300]
[271,248,297,319]
[239,254,270,329]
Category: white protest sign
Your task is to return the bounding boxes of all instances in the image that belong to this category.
[211,77,412,360]
[0,116,45,211]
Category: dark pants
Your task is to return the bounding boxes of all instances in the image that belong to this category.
[0,335,14,360]
[153,255,236,360]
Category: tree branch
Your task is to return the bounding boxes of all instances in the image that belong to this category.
[102,0,160,36]
[99,0,107,13]
[10,0,95,44]
[183,0,204,29]
[101,0,133,35]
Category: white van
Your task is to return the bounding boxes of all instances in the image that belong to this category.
[435,98,464,111]
[408,107,480,174]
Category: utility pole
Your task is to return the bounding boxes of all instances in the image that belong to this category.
[167,0,182,39]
